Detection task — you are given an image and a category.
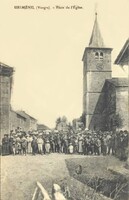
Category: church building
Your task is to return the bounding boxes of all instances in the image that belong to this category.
[82,13,128,131]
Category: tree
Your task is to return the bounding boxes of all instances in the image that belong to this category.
[72,119,77,131]
[55,117,61,129]
[61,116,68,123]
[79,113,86,129]
[113,114,123,130]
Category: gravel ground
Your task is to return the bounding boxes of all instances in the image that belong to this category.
[1,154,123,200]
[1,154,86,200]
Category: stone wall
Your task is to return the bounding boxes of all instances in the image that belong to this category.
[15,111,37,132]
[84,48,112,72]
[88,90,107,131]
[82,47,112,130]
[104,80,128,131]
[0,76,10,139]
[116,87,128,130]
[29,117,37,131]
[0,64,13,142]
[104,81,116,131]
[10,110,28,132]
[86,79,128,131]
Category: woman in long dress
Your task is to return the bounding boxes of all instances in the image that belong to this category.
[68,143,74,154]
[27,136,33,154]
[2,134,10,156]
[31,136,37,155]
[45,140,50,153]
[78,135,83,154]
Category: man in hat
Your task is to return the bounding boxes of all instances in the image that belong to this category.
[102,135,107,156]
[37,136,44,154]
[120,130,128,161]
[21,136,27,155]
[31,136,37,155]
[45,138,50,154]
[9,135,14,154]
[78,134,84,154]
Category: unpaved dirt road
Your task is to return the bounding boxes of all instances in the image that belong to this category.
[1,154,86,200]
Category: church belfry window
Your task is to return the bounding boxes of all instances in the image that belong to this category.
[95,52,104,60]
[95,52,99,59]
[100,52,103,60]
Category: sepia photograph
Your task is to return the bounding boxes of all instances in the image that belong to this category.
[0,0,129,200]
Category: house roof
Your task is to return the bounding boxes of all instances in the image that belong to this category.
[16,111,37,121]
[114,38,129,66]
[11,110,27,120]
[89,13,105,48]
[37,124,51,130]
[0,62,14,76]
[106,78,128,87]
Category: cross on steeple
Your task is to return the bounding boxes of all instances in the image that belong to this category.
[95,12,97,17]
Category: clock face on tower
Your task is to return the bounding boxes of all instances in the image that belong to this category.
[96,62,104,70]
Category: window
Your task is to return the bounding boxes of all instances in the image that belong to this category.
[100,52,103,60]
[95,52,99,59]
[95,52,104,60]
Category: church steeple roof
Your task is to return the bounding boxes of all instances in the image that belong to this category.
[89,13,105,48]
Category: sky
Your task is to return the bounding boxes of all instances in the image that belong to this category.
[0,0,129,128]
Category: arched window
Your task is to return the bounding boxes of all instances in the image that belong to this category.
[100,52,103,60]
[95,52,99,59]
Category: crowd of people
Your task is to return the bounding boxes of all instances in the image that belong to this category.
[1,129,128,161]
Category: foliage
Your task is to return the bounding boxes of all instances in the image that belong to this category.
[55,117,61,128]
[113,114,123,129]
[62,116,68,123]
[79,113,86,129]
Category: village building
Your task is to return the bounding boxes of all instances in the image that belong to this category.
[105,78,128,131]
[10,110,38,133]
[56,121,69,133]
[114,38,129,130]
[56,116,69,133]
[82,13,129,131]
[72,118,84,132]
[0,62,14,142]
[37,124,50,132]
[15,110,37,132]
[114,38,129,66]
[10,110,27,132]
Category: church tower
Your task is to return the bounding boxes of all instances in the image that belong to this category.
[82,13,113,130]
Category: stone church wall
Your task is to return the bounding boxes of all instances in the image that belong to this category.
[116,87,128,130]
[88,87,107,131]
[104,81,116,131]
[86,72,111,92]
[85,48,112,72]
[104,81,128,131]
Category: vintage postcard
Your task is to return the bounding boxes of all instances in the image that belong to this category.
[0,0,129,200]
